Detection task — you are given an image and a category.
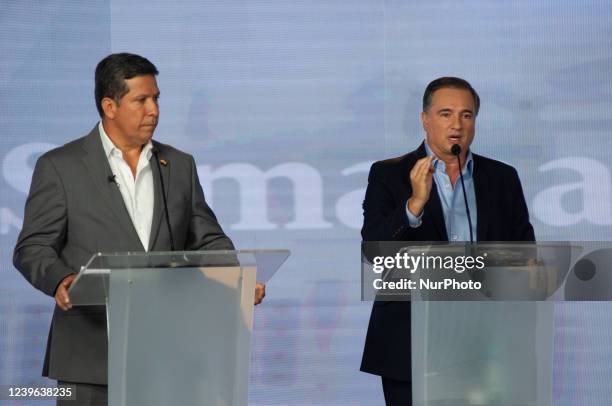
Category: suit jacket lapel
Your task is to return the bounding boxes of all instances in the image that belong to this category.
[148,144,171,251]
[80,126,144,249]
[473,154,490,241]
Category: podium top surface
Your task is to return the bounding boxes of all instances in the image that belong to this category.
[81,249,290,282]
[69,250,290,306]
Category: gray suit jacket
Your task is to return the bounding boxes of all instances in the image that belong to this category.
[13,126,234,385]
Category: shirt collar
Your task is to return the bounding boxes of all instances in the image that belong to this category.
[424,140,474,176]
[98,121,153,161]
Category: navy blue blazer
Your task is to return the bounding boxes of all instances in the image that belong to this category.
[360,143,535,381]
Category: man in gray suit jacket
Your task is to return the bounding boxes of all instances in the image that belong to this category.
[13,53,264,405]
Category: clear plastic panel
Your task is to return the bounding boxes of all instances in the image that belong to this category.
[69,250,289,305]
[405,244,567,405]
[108,264,256,406]
[412,301,553,406]
[65,250,289,406]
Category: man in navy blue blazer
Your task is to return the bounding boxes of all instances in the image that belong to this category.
[360,77,535,405]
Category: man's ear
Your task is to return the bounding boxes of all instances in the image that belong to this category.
[421,110,429,132]
[101,97,117,120]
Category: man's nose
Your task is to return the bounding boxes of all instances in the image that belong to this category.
[451,114,462,129]
[147,99,159,117]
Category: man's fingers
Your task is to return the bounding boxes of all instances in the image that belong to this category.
[418,162,432,180]
[412,156,434,180]
[60,288,72,309]
[254,282,266,305]
[413,156,430,173]
[422,156,434,175]
[411,156,434,193]
[55,274,75,311]
[63,274,76,287]
[408,156,435,213]
[410,162,425,182]
[55,288,72,311]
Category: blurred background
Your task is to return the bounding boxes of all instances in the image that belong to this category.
[1,1,611,404]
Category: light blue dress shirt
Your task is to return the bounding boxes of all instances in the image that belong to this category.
[406,142,478,241]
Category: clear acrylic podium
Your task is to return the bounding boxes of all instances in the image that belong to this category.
[68,250,289,406]
[406,243,580,406]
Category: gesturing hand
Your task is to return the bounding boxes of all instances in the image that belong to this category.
[407,156,435,216]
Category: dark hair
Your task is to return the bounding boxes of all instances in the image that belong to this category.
[94,53,158,117]
[422,77,480,116]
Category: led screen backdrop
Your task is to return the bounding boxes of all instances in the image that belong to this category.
[1,1,612,404]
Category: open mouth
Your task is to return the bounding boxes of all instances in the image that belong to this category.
[448,135,461,143]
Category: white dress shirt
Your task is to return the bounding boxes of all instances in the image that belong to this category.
[99,122,154,251]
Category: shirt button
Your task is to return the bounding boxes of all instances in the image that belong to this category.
[451,235,458,241]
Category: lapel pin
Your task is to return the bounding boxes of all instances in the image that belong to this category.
[159,159,168,166]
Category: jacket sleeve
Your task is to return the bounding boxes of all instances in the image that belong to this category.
[185,156,235,251]
[13,155,74,297]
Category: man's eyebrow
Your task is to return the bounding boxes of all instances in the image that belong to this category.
[131,91,160,98]
[435,108,474,114]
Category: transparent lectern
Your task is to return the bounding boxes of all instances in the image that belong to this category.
[408,243,580,406]
[68,250,289,406]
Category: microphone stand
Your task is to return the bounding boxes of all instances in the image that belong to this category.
[451,144,474,244]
